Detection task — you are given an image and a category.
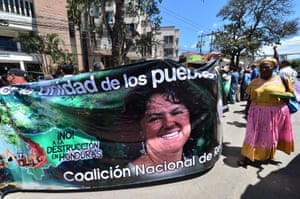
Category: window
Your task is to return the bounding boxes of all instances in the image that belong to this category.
[164,48,173,58]
[20,0,25,15]
[30,2,35,17]
[15,0,20,14]
[0,36,18,51]
[106,11,114,24]
[4,0,9,11]
[25,1,30,16]
[126,23,135,33]
[9,0,14,12]
[164,36,174,45]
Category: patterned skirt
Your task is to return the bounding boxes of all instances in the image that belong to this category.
[241,103,294,161]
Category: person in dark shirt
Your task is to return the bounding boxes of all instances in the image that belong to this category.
[229,67,241,104]
[60,63,74,78]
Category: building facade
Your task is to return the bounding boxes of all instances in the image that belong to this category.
[153,26,179,60]
[33,0,83,73]
[0,0,38,76]
[0,0,82,78]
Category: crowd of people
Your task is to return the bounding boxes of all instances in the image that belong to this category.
[219,47,298,105]
[0,62,77,87]
[218,63,263,105]
[0,57,108,86]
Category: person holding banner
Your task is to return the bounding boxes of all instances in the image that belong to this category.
[6,68,27,85]
[239,58,295,166]
[124,79,211,171]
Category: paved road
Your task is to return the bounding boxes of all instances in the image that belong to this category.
[4,101,300,199]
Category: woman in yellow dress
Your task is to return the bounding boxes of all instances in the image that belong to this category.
[239,58,295,166]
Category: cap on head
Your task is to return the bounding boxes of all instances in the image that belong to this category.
[7,68,26,77]
[187,54,206,64]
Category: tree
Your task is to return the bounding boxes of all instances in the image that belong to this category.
[67,0,162,68]
[67,0,95,71]
[15,32,74,75]
[214,0,299,68]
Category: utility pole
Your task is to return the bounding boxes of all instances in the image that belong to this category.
[209,31,214,52]
[197,33,205,54]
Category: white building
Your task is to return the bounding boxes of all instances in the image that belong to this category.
[0,0,39,75]
[153,26,179,60]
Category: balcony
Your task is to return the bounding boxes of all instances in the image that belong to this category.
[0,12,36,32]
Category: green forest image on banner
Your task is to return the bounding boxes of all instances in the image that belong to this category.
[0,59,223,196]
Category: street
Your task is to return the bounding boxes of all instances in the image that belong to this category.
[4,101,300,199]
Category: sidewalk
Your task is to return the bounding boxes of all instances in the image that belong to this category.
[4,101,300,199]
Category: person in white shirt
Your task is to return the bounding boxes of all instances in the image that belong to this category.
[279,60,298,83]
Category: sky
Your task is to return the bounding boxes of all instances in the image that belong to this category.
[158,0,300,59]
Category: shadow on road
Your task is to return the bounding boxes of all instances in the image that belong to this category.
[241,154,300,199]
[224,103,247,128]
[222,142,283,169]
[222,142,300,198]
[226,121,246,128]
[221,142,242,168]
[221,101,300,199]
[233,109,245,115]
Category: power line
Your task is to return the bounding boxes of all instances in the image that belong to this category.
[159,4,218,54]
[160,17,200,33]
[159,5,211,34]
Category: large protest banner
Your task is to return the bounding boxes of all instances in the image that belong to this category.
[0,59,223,196]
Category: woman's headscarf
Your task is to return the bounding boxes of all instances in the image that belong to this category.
[259,58,278,67]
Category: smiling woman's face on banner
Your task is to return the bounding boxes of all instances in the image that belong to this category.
[139,93,191,164]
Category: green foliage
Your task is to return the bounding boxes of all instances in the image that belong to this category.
[15,31,75,74]
[14,31,44,53]
[0,103,19,146]
[290,59,300,68]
